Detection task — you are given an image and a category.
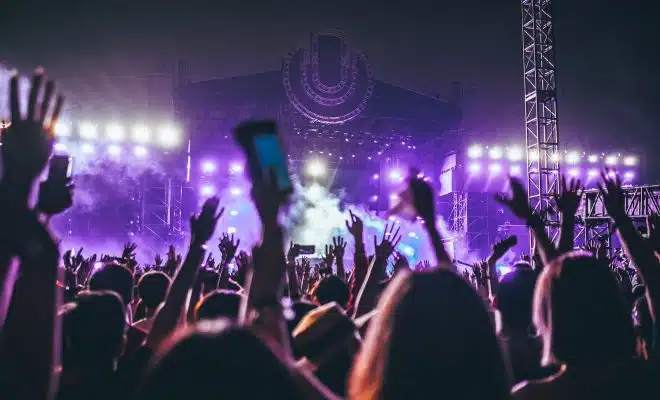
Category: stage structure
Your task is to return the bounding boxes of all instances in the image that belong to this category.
[521,0,561,249]
[176,30,462,219]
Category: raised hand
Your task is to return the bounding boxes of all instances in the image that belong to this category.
[190,197,224,245]
[62,249,73,270]
[345,210,364,240]
[72,248,84,269]
[495,177,534,220]
[122,242,137,261]
[37,177,74,216]
[2,70,64,191]
[219,232,240,263]
[205,253,216,270]
[322,244,335,266]
[598,170,626,220]
[646,213,660,252]
[555,175,583,216]
[492,236,518,259]
[374,223,402,261]
[332,236,347,260]
[154,254,163,268]
[286,242,301,262]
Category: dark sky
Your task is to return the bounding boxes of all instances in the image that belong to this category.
[2,0,658,152]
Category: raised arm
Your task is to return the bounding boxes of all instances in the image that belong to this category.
[410,176,452,268]
[332,236,347,281]
[555,175,583,254]
[147,198,223,349]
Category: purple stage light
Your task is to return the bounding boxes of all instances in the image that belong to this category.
[372,173,379,180]
[587,154,599,163]
[488,147,503,160]
[568,168,580,177]
[587,169,599,178]
[507,147,524,162]
[369,195,379,202]
[624,171,635,179]
[201,161,216,174]
[227,226,237,234]
[509,165,522,176]
[467,145,483,159]
[200,184,216,197]
[229,162,243,174]
[134,146,148,158]
[565,151,581,165]
[388,169,403,182]
[229,210,239,216]
[107,145,121,157]
[623,156,638,167]
[54,142,67,152]
[607,170,617,178]
[468,163,481,173]
[605,155,619,166]
[230,187,242,196]
[489,163,502,174]
[81,143,95,154]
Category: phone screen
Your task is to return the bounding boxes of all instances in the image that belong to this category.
[49,155,72,181]
[253,134,292,192]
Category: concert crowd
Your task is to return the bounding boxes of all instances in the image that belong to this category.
[1,71,659,400]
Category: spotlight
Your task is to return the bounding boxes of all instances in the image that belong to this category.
[227,226,237,234]
[54,121,72,137]
[509,165,522,175]
[488,147,503,160]
[388,168,403,182]
[200,184,216,197]
[605,155,619,166]
[587,154,599,163]
[134,146,148,158]
[107,145,121,157]
[587,169,599,178]
[565,151,580,164]
[372,174,380,180]
[201,161,216,174]
[369,195,379,202]
[54,142,67,152]
[528,149,539,161]
[550,153,560,162]
[623,156,638,166]
[607,170,617,178]
[489,163,502,174]
[229,210,239,216]
[106,123,125,141]
[467,145,483,159]
[79,122,98,139]
[306,159,327,178]
[229,162,243,174]
[389,193,399,201]
[133,125,151,143]
[81,143,95,154]
[158,124,181,148]
[468,163,481,173]
[230,187,242,196]
[507,147,523,162]
[568,168,580,177]
[624,171,635,180]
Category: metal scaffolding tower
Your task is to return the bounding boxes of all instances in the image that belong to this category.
[521,0,561,250]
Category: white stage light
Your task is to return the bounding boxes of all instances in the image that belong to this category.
[587,154,599,163]
[550,153,560,162]
[623,156,638,166]
[133,125,151,143]
[230,187,242,196]
[227,226,237,234]
[507,147,523,162]
[81,143,95,154]
[107,145,121,157]
[54,143,67,152]
[605,155,619,166]
[106,123,125,141]
[306,160,327,178]
[201,161,216,174]
[468,163,482,173]
[528,149,539,161]
[54,121,72,137]
[134,146,148,157]
[229,162,243,174]
[587,169,599,178]
[488,147,503,160]
[489,163,502,174]
[565,151,580,164]
[467,145,483,159]
[158,124,181,148]
[509,165,522,175]
[79,122,98,139]
[200,184,216,197]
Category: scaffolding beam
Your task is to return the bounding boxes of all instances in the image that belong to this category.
[521,0,561,251]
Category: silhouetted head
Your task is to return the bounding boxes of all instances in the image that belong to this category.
[139,319,301,400]
[138,271,171,310]
[494,268,537,332]
[61,290,127,367]
[534,252,636,366]
[89,263,134,307]
[312,275,349,308]
[350,269,510,399]
[193,290,242,322]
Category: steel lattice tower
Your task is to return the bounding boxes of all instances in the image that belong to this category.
[521,0,561,249]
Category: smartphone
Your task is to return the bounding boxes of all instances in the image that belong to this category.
[49,154,72,182]
[233,120,292,195]
[297,245,315,255]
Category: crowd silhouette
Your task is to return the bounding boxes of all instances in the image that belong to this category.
[1,71,659,399]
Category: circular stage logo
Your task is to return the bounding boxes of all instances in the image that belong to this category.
[283,30,374,124]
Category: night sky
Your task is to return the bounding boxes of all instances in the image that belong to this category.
[2,0,658,154]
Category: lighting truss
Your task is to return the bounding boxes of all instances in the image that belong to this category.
[521,0,561,250]
[575,185,660,252]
